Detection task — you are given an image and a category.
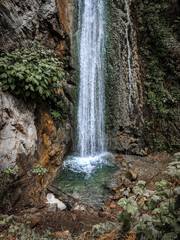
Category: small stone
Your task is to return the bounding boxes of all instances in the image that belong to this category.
[114,155,124,161]
[121,161,127,168]
[28,216,40,229]
[110,203,117,209]
[98,212,107,217]
[126,169,138,181]
[74,204,86,211]
[52,230,71,239]
[46,193,66,210]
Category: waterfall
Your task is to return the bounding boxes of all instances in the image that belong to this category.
[77,0,106,157]
[62,0,111,175]
[125,0,134,109]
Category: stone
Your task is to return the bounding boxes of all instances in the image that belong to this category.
[126,169,138,181]
[52,230,71,239]
[98,212,107,218]
[96,232,119,240]
[27,215,40,229]
[46,193,66,211]
[114,155,124,161]
[110,203,117,209]
[105,1,147,156]
[0,0,68,60]
[0,86,37,172]
[74,204,86,211]
[0,0,74,207]
[121,161,127,168]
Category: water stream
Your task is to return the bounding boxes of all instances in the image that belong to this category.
[54,0,118,207]
[61,0,109,174]
[125,0,137,111]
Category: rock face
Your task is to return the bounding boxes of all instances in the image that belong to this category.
[0,86,37,172]
[0,0,74,206]
[106,0,147,155]
[0,0,70,58]
[27,103,72,204]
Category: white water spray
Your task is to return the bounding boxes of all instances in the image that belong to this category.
[77,0,106,157]
[62,0,110,174]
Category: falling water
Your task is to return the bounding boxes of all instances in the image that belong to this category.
[77,0,106,157]
[61,0,110,175]
[125,0,134,108]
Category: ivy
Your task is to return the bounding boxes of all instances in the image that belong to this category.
[117,155,180,239]
[0,43,67,119]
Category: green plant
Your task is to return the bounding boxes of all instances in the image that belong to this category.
[0,215,13,226]
[134,0,180,152]
[0,43,66,119]
[117,158,180,239]
[32,164,46,176]
[5,166,19,175]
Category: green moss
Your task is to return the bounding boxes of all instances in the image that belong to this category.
[134,0,180,152]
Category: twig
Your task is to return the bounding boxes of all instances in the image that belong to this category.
[145,166,168,186]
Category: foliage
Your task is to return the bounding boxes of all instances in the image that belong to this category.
[0,216,53,240]
[117,156,180,239]
[4,166,19,175]
[0,43,66,120]
[31,164,46,176]
[0,166,19,209]
[50,109,64,121]
[134,0,180,151]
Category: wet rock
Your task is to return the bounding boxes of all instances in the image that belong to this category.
[126,169,138,181]
[106,0,147,155]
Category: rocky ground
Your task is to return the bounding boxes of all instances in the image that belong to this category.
[0,152,178,239]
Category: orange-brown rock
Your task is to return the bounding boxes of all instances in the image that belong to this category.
[121,161,127,168]
[18,103,73,206]
[43,134,52,148]
[110,203,117,209]
[52,230,71,239]
[56,0,72,35]
[97,232,119,240]
[126,169,138,181]
[114,155,124,161]
[98,212,107,218]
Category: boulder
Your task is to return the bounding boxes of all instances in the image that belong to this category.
[126,169,138,181]
[46,193,66,211]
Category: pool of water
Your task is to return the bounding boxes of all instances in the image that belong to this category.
[53,153,118,209]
